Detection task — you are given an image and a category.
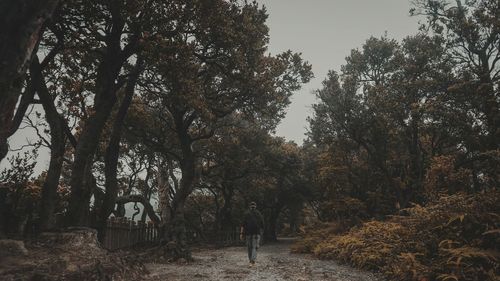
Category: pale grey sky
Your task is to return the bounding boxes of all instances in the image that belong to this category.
[262,0,421,144]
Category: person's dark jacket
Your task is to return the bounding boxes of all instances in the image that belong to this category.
[242,209,264,235]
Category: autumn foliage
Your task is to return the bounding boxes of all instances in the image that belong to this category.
[294,191,500,281]
[0,0,498,278]
[298,0,499,280]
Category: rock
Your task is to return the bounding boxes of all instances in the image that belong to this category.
[0,239,28,257]
[37,227,103,252]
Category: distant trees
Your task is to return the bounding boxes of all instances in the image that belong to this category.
[412,0,499,150]
[299,5,499,279]
[307,0,499,220]
[197,124,310,242]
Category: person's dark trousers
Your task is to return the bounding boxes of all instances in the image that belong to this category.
[246,234,260,263]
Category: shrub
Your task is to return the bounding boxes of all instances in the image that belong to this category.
[295,191,500,281]
[290,221,346,254]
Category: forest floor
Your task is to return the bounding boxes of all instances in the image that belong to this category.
[145,238,384,281]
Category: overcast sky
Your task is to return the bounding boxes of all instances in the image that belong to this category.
[260,0,422,144]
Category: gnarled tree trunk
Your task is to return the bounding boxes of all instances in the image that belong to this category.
[66,5,127,226]
[161,108,198,260]
[0,0,59,163]
[31,57,68,231]
[98,61,141,241]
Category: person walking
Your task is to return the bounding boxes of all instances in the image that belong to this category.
[240,201,264,266]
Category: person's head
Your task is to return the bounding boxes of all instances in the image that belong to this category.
[249,201,257,210]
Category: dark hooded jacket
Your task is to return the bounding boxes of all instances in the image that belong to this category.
[242,209,264,235]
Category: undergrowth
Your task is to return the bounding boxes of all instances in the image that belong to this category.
[293,191,500,281]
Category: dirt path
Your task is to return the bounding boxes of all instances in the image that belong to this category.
[145,239,384,281]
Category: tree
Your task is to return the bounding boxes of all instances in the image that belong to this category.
[123,0,311,258]
[202,126,310,242]
[309,37,403,210]
[200,120,270,234]
[412,0,500,189]
[412,0,499,150]
[97,59,144,240]
[308,34,458,214]
[63,0,151,226]
[258,139,308,241]
[0,0,60,162]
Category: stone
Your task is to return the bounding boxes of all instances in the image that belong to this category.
[0,239,28,257]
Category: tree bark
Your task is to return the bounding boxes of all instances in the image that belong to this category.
[31,57,67,231]
[162,109,198,260]
[477,52,499,151]
[98,61,141,241]
[264,207,281,242]
[0,0,59,163]
[404,110,424,206]
[0,185,7,237]
[114,194,161,225]
[66,3,127,226]
[218,184,234,231]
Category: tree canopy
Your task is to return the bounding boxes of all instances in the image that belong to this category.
[0,1,498,279]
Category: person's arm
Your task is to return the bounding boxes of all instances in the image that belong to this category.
[240,226,244,240]
[258,211,265,233]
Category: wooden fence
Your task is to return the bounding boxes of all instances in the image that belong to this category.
[102,217,159,251]
[102,218,243,250]
[212,228,242,246]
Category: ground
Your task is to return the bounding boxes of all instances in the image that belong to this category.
[145,238,384,281]
[0,229,147,281]
[0,233,384,281]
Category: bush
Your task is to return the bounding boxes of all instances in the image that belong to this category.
[295,191,500,281]
[290,221,346,254]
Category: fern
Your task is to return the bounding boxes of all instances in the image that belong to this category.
[294,190,500,281]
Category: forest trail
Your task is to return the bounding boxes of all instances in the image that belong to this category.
[145,238,383,281]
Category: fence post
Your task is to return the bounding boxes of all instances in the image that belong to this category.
[138,221,144,244]
[102,217,162,250]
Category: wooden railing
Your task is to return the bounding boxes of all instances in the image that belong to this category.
[102,217,159,251]
[102,218,243,250]
[214,228,242,245]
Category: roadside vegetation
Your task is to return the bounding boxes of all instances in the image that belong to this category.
[0,0,498,280]
[294,1,500,280]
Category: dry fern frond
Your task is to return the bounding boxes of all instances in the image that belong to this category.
[294,190,500,281]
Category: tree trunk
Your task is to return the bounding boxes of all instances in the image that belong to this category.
[157,165,171,225]
[0,186,7,237]
[31,57,67,231]
[218,185,234,231]
[166,156,195,260]
[0,0,59,163]
[163,110,197,260]
[265,208,280,242]
[405,112,423,206]
[67,127,108,226]
[97,61,141,241]
[66,9,127,226]
[477,53,499,151]
[115,195,161,224]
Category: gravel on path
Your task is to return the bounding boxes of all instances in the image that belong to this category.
[145,239,384,281]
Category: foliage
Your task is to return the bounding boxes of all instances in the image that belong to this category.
[0,150,38,185]
[290,221,346,254]
[1,150,71,235]
[295,191,500,281]
[299,3,499,280]
[0,150,40,235]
